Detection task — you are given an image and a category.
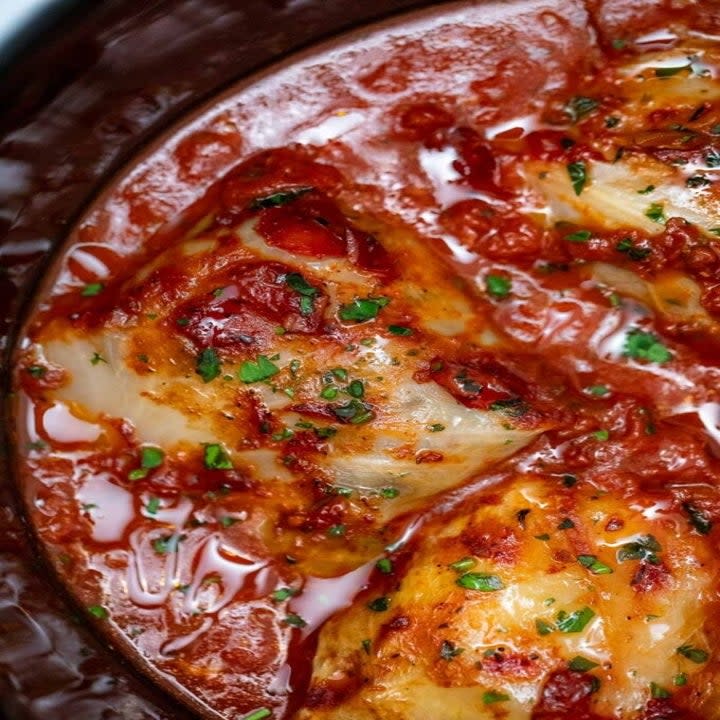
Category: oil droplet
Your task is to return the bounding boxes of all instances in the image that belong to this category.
[41,403,102,444]
[77,475,134,543]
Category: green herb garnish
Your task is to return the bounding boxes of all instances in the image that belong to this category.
[81,282,104,297]
[683,502,713,535]
[577,554,613,575]
[616,238,651,260]
[367,596,391,612]
[567,162,587,195]
[388,325,413,336]
[203,443,233,470]
[617,534,662,564]
[623,329,672,364]
[565,229,592,243]
[376,558,393,574]
[485,274,512,299]
[250,187,312,209]
[456,573,504,592]
[285,272,319,316]
[645,203,666,224]
[482,691,510,705]
[239,355,280,383]
[87,605,109,619]
[565,96,599,122]
[271,587,298,602]
[556,607,595,633]
[440,640,464,660]
[338,296,389,322]
[568,656,599,672]
[677,645,709,663]
[196,348,221,383]
[284,613,307,628]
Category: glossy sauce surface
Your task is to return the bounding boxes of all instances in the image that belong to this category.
[9,1,720,719]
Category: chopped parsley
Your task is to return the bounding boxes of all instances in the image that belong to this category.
[440,640,464,660]
[327,524,346,537]
[347,379,365,398]
[152,534,183,554]
[616,237,651,260]
[489,397,528,417]
[654,64,689,77]
[555,607,595,633]
[90,352,107,365]
[482,691,510,705]
[568,656,599,672]
[676,644,709,664]
[673,672,687,686]
[380,487,400,499]
[145,497,161,515]
[285,272,319,316]
[87,605,109,619]
[623,329,672,364]
[428,423,446,432]
[128,446,165,480]
[567,162,587,196]
[557,518,575,530]
[637,185,655,194]
[271,587,299,602]
[239,355,280,383]
[449,557,476,573]
[565,96,599,122]
[283,613,307,628]
[587,385,609,396]
[593,429,610,441]
[367,596,391,612]
[375,558,393,574]
[577,554,613,575]
[535,619,554,635]
[617,534,662,564]
[81,282,104,297]
[644,202,666,224]
[196,348,221,383]
[331,398,374,424]
[388,324,413,336]
[686,174,712,188]
[650,682,671,699]
[605,116,620,128]
[706,149,720,168]
[456,573,504,592]
[241,709,272,720]
[565,229,592,243]
[683,502,713,535]
[203,443,234,470]
[27,365,46,378]
[338,296,389,322]
[250,186,312,209]
[485,274,512,299]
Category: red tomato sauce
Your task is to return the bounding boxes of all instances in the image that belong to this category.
[6,2,720,719]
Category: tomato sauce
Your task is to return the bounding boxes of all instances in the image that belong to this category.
[5,1,720,719]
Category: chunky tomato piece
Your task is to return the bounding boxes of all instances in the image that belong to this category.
[173,261,327,350]
[532,670,605,720]
[219,148,343,211]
